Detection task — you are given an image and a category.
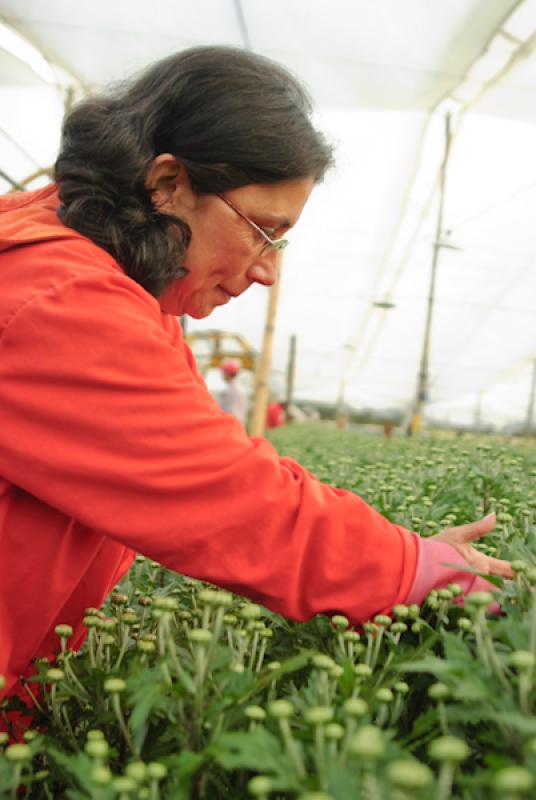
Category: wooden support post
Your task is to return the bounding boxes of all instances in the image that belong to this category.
[250,253,283,436]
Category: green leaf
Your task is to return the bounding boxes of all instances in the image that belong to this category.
[161,750,205,800]
[210,727,283,772]
[209,727,301,790]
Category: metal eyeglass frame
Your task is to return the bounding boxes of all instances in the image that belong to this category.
[216,194,289,252]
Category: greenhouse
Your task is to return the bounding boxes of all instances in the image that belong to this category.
[1,1,536,798]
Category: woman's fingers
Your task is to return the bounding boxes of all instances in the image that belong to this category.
[457,544,514,578]
[433,512,514,579]
[443,512,496,543]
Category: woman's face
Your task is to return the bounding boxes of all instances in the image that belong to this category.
[148,157,314,318]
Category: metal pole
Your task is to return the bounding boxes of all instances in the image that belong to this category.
[250,252,283,436]
[525,359,536,436]
[285,335,297,409]
[410,112,452,433]
[0,168,25,192]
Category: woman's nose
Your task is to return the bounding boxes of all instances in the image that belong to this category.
[247,252,278,286]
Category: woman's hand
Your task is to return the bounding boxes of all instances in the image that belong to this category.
[432,512,514,580]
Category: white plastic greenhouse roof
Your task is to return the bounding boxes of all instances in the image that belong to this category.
[1,0,536,429]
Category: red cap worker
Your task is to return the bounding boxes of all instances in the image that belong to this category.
[220,360,248,426]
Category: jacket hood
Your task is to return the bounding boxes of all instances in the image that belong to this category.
[0,184,184,315]
[0,185,83,253]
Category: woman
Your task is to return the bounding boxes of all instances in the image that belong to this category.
[0,46,511,717]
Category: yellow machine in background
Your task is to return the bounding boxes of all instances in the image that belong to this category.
[185,330,256,376]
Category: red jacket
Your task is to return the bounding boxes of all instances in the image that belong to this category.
[0,186,417,703]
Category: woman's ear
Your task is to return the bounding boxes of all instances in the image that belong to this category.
[145,154,194,212]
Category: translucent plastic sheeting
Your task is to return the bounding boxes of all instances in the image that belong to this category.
[1,0,534,428]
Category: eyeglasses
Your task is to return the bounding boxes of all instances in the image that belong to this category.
[216,194,289,252]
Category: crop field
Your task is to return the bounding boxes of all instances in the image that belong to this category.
[1,426,536,799]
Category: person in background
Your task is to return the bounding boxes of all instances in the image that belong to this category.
[0,46,513,729]
[219,359,248,426]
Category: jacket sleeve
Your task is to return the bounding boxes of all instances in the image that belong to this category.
[0,267,418,624]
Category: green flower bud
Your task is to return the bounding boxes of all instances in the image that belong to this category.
[438,589,453,601]
[386,759,434,789]
[54,624,73,639]
[268,699,294,719]
[332,614,349,630]
[138,596,153,607]
[348,725,385,760]
[125,761,148,783]
[198,589,233,607]
[511,560,528,573]
[91,765,112,786]
[98,618,117,632]
[248,775,272,796]
[411,622,423,634]
[312,654,336,671]
[240,604,263,620]
[325,722,345,741]
[457,617,472,632]
[343,631,360,642]
[509,650,535,671]
[343,698,368,717]
[152,596,178,611]
[245,705,266,721]
[374,615,392,627]
[84,607,102,617]
[393,605,409,619]
[266,661,281,672]
[428,735,470,763]
[110,592,129,606]
[408,604,421,619]
[103,677,126,694]
[46,668,65,683]
[391,622,408,634]
[527,568,536,585]
[147,762,167,780]
[394,681,409,695]
[465,592,494,609]
[188,628,213,645]
[297,794,334,800]
[375,688,394,704]
[0,732,9,745]
[85,739,109,759]
[223,613,238,625]
[447,583,463,596]
[112,776,137,794]
[305,706,334,725]
[354,664,373,679]
[83,615,101,628]
[5,743,32,762]
[231,663,245,674]
[137,640,156,654]
[493,766,534,793]
[23,730,38,742]
[86,729,105,741]
[428,682,450,702]
[330,665,344,679]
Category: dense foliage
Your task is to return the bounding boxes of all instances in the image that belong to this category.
[1,426,536,799]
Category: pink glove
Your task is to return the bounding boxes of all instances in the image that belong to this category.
[406,533,500,612]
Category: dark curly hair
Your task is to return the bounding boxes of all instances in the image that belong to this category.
[54,46,334,296]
